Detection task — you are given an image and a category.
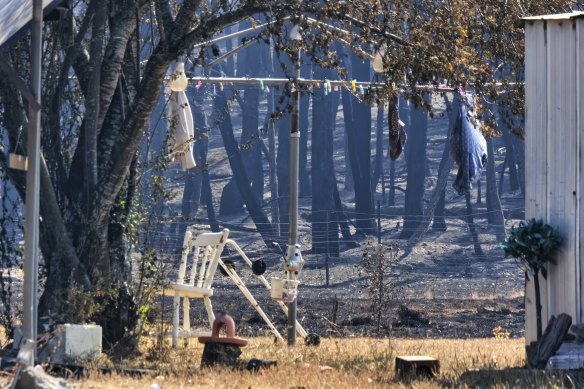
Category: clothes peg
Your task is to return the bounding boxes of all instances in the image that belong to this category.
[359,84,365,95]
[324,79,329,96]
[259,79,265,91]
[351,80,357,92]
[195,81,203,91]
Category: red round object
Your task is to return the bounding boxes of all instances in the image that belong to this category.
[198,312,248,347]
[198,336,248,347]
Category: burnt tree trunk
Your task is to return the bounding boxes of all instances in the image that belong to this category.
[333,177,353,240]
[465,191,485,257]
[371,104,385,196]
[485,137,507,241]
[341,52,373,233]
[431,95,454,231]
[275,54,292,239]
[400,95,429,239]
[344,127,354,192]
[311,67,340,255]
[409,97,454,243]
[299,56,312,197]
[266,85,280,236]
[240,35,264,203]
[214,89,278,244]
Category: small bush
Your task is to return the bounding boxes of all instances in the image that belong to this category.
[360,242,402,331]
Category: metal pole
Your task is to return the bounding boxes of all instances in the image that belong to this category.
[22,0,43,366]
[286,48,301,346]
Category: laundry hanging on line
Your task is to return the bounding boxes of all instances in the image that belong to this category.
[388,96,406,160]
[450,93,487,195]
[167,62,196,171]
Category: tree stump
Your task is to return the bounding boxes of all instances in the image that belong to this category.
[198,312,248,369]
[200,343,243,368]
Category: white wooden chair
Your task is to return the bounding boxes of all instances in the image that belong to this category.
[159,229,229,347]
[160,228,306,348]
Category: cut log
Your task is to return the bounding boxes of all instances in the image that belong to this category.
[200,343,243,369]
[532,313,572,368]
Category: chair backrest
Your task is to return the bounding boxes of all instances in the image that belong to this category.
[176,228,230,289]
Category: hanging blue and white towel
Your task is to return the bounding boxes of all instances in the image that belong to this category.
[450,93,487,195]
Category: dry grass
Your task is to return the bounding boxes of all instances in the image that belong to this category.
[69,336,584,389]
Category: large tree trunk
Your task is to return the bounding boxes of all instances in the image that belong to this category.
[371,104,385,196]
[299,58,312,197]
[311,68,340,255]
[485,137,507,241]
[220,25,264,214]
[214,89,278,244]
[266,85,280,236]
[275,53,292,239]
[497,103,520,195]
[432,95,455,231]
[400,95,429,239]
[341,53,374,233]
[465,191,485,257]
[240,44,264,204]
[343,128,354,192]
[409,96,454,243]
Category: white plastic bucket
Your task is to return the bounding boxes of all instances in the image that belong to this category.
[271,279,299,303]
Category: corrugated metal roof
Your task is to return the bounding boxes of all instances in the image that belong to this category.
[0,0,65,50]
[522,11,584,21]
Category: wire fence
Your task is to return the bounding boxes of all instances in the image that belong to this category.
[133,200,526,340]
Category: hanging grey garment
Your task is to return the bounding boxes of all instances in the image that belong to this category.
[388,95,407,160]
[450,93,487,195]
[168,90,196,170]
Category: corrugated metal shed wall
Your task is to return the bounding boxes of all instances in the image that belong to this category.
[524,14,584,343]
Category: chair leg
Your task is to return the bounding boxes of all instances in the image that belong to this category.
[172,295,180,348]
[204,296,215,328]
[183,298,191,332]
[220,265,283,341]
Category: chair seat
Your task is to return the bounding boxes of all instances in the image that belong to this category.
[158,283,214,298]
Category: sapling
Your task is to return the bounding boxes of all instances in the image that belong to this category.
[500,219,561,340]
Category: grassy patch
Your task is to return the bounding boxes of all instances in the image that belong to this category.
[69,337,584,388]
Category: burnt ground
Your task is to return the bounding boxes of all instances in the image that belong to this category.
[167,220,526,342]
[154,92,527,341]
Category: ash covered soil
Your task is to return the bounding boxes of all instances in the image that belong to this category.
[161,93,527,341]
[177,217,526,341]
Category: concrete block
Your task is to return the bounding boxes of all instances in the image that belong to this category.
[38,324,102,364]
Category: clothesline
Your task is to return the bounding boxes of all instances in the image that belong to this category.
[166,76,520,93]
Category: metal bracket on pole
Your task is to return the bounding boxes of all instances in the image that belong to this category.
[284,243,304,280]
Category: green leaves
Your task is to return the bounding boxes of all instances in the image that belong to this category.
[500,218,562,273]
